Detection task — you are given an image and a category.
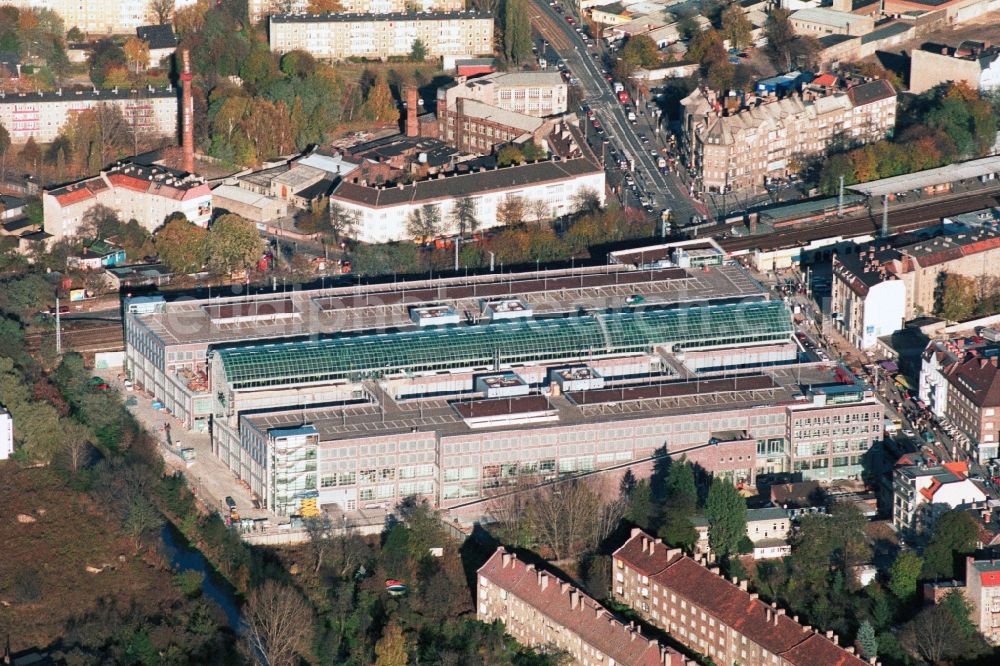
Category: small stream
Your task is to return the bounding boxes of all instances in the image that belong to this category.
[160,523,242,628]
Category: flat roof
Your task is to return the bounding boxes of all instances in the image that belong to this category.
[566,375,777,405]
[130,264,767,347]
[849,156,1000,198]
[215,301,793,391]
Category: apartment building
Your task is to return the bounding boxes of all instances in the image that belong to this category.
[438,72,568,119]
[268,11,493,61]
[0,87,179,145]
[612,530,873,666]
[478,547,692,666]
[440,98,552,154]
[892,454,987,534]
[830,246,906,350]
[248,0,465,23]
[4,0,150,34]
[941,354,1000,461]
[328,157,606,243]
[681,79,895,193]
[966,557,1000,644]
[43,162,211,241]
[920,329,1000,419]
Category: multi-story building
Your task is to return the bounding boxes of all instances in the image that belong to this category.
[438,72,568,120]
[612,529,873,666]
[329,157,606,243]
[268,11,493,61]
[43,162,211,241]
[745,507,792,559]
[136,24,178,68]
[440,98,553,154]
[830,246,906,350]
[0,87,179,145]
[788,8,874,37]
[892,454,987,534]
[4,0,150,34]
[477,547,692,666]
[940,353,1000,461]
[920,328,1000,421]
[681,79,895,193]
[966,556,1000,644]
[248,0,465,23]
[0,406,12,460]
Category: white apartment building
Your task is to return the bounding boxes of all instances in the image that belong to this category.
[892,455,987,534]
[268,11,493,61]
[0,87,179,145]
[43,162,212,241]
[831,247,907,350]
[438,71,568,119]
[5,0,151,34]
[248,0,465,23]
[0,406,12,460]
[329,157,605,243]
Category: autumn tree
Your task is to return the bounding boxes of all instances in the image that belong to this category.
[149,0,174,24]
[88,39,127,88]
[328,203,360,241]
[374,622,409,666]
[207,213,265,274]
[303,515,333,573]
[529,479,603,560]
[451,196,479,236]
[899,604,967,663]
[307,0,344,11]
[721,5,753,52]
[242,580,314,666]
[0,122,10,184]
[80,203,123,240]
[154,215,208,273]
[363,73,399,124]
[486,477,536,547]
[497,144,525,166]
[123,36,149,72]
[764,8,796,71]
[496,195,526,226]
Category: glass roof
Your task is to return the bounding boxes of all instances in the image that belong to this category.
[216,301,792,390]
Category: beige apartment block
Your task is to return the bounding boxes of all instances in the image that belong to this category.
[248,0,465,23]
[268,11,493,61]
[681,79,896,193]
[5,0,152,34]
[437,71,569,120]
[0,87,179,144]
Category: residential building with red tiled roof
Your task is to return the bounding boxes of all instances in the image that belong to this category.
[965,556,1000,644]
[942,352,1000,462]
[477,547,692,666]
[612,529,876,666]
[43,162,212,242]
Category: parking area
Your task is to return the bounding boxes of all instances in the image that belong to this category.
[94,367,271,525]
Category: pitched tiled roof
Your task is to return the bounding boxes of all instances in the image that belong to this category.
[944,355,1000,408]
[614,531,869,666]
[478,547,685,666]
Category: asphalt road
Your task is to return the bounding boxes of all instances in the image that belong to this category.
[529,0,701,225]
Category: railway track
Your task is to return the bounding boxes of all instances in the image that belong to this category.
[24,321,124,353]
[529,3,574,52]
[720,189,1000,253]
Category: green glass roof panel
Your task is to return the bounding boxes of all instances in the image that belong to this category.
[215,301,793,390]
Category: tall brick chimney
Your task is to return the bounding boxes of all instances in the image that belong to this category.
[406,86,419,138]
[181,49,194,174]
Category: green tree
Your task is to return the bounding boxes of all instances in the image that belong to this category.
[521,141,546,162]
[922,510,979,580]
[940,588,979,641]
[363,72,399,124]
[857,619,878,660]
[937,272,977,321]
[206,213,264,275]
[625,479,656,531]
[721,5,753,51]
[705,478,746,558]
[888,550,923,601]
[503,0,532,65]
[410,38,427,62]
[351,242,421,276]
[451,197,479,236]
[154,216,208,273]
[87,40,126,88]
[405,205,441,243]
[0,121,10,183]
[664,460,698,509]
[497,144,525,166]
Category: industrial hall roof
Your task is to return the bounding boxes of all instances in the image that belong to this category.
[848,155,1000,198]
[214,301,793,390]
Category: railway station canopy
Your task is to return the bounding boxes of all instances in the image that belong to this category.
[215,301,793,390]
[848,156,1000,198]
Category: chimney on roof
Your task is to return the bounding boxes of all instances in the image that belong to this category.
[739,580,748,591]
[766,608,772,622]
[750,593,759,600]
[181,49,195,174]
[826,630,833,639]
[570,589,579,610]
[501,550,512,568]
[560,582,570,594]
[540,572,549,591]
[847,647,855,654]
[406,86,419,138]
